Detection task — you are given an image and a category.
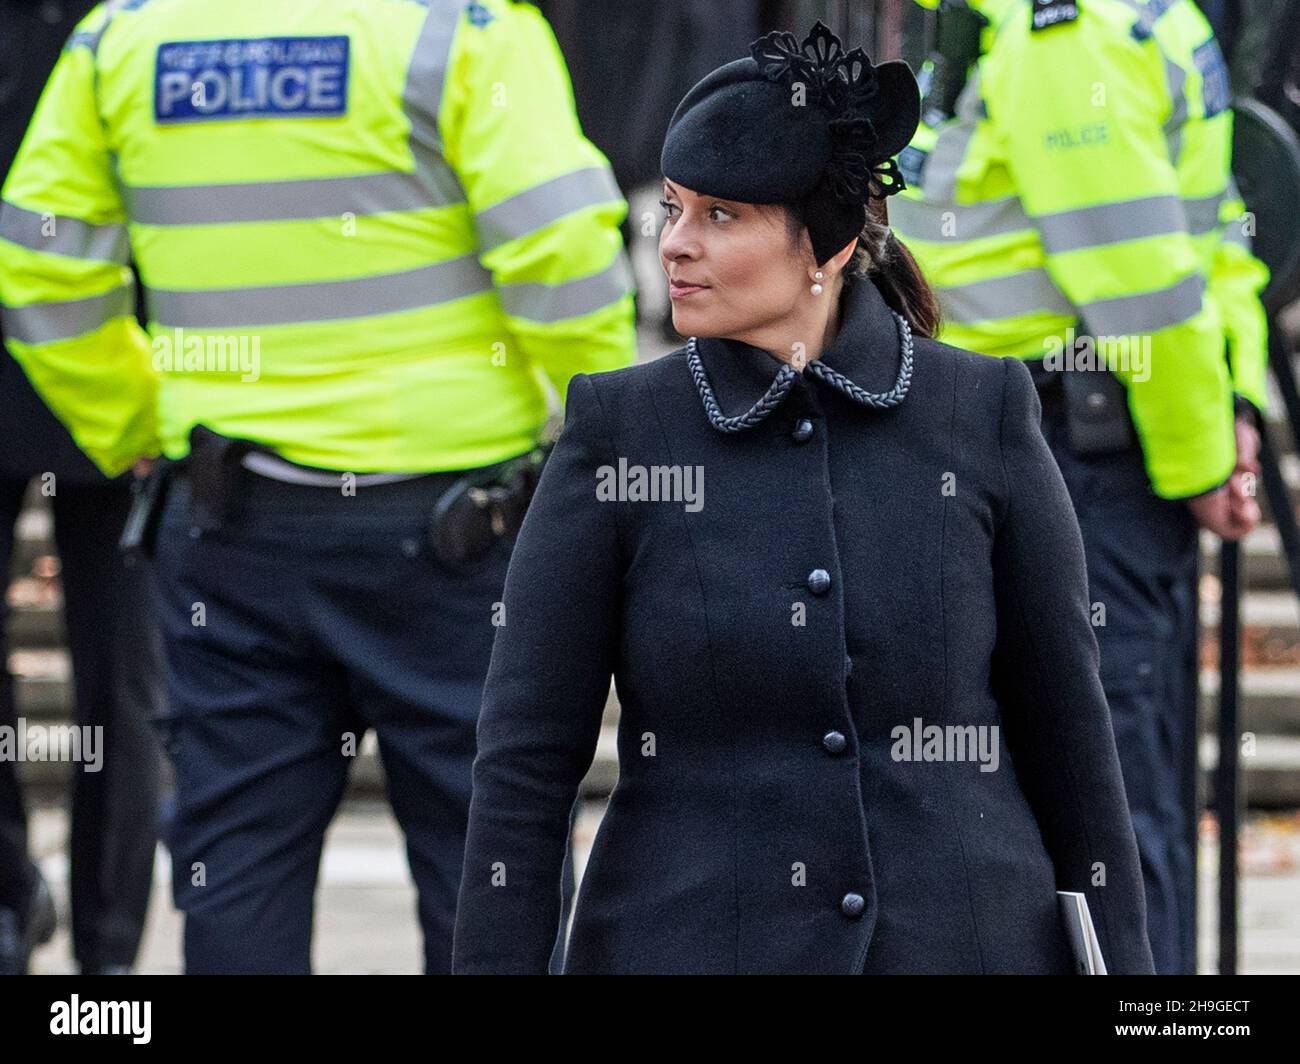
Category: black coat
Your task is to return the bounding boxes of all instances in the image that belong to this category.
[452,272,1155,975]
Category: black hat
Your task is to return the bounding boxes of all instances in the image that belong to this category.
[660,21,921,266]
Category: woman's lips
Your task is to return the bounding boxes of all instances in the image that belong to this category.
[669,282,710,299]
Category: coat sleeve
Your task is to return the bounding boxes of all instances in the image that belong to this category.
[0,6,158,477]
[989,356,1156,975]
[1208,178,1270,416]
[439,0,637,406]
[453,371,622,974]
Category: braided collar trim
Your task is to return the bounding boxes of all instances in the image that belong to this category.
[686,309,914,434]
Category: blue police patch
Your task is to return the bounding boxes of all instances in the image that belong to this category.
[1192,37,1231,119]
[466,1,495,28]
[155,37,350,123]
[898,145,929,190]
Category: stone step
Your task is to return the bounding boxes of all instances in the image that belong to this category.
[13,729,391,797]
[10,639,1300,737]
[1200,590,1300,630]
[1198,667,1300,737]
[8,649,70,718]
[26,727,1293,804]
[1201,527,1294,589]
[10,653,620,803]
[9,505,53,578]
[10,698,1299,806]
[5,598,64,648]
[1199,734,1300,808]
[1199,591,1300,673]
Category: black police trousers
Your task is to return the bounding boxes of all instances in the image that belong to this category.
[0,475,164,971]
[149,470,574,973]
[1037,378,1199,975]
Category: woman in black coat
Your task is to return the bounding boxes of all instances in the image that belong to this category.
[452,22,1154,975]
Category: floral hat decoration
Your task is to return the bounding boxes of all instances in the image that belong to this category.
[660,20,921,265]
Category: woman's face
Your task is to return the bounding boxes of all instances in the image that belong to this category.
[659,178,812,341]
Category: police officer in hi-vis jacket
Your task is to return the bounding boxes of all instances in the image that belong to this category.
[893,0,1271,974]
[0,0,636,973]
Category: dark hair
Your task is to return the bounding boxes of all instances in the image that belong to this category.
[784,187,942,340]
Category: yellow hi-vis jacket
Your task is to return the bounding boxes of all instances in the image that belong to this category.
[893,0,1270,499]
[0,0,636,477]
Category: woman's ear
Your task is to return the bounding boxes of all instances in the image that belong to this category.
[824,237,859,277]
[806,234,857,279]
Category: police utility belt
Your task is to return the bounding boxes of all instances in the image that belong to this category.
[1024,353,1138,457]
[119,424,550,571]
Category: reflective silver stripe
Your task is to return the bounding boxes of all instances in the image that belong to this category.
[1185,191,1225,235]
[1120,1,1189,157]
[1120,0,1178,36]
[1163,54,1187,163]
[0,200,130,262]
[1080,273,1205,334]
[476,167,623,252]
[1,282,136,345]
[1035,195,1187,254]
[148,254,493,328]
[498,252,634,324]
[936,269,1074,324]
[1164,55,1188,131]
[69,0,138,57]
[124,172,443,226]
[1218,179,1252,245]
[889,194,1032,243]
[1221,222,1252,250]
[402,0,470,209]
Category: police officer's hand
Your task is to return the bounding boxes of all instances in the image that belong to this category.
[1186,417,1261,540]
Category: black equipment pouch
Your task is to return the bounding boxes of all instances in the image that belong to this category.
[428,445,550,573]
[1062,367,1138,456]
[118,459,173,565]
[184,423,265,532]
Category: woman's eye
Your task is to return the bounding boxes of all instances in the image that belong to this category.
[659,198,678,218]
[708,206,732,222]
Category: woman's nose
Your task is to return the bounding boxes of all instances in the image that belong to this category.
[660,218,698,262]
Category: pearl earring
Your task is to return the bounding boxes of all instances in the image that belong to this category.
[811,270,824,296]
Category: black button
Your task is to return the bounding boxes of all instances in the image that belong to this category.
[841,892,866,918]
[792,418,814,443]
[807,568,831,595]
[822,730,846,754]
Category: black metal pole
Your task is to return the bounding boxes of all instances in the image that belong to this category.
[1217,536,1240,975]
[1257,417,1300,598]
[1185,549,1200,974]
[1266,316,1300,446]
